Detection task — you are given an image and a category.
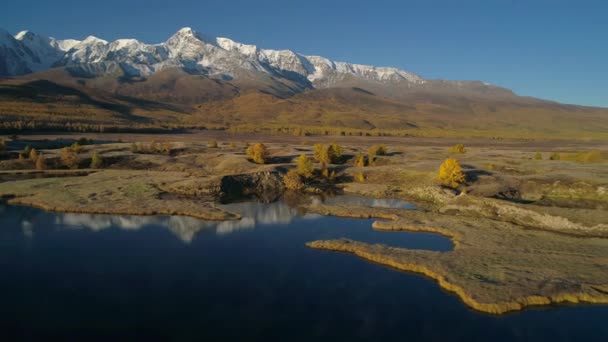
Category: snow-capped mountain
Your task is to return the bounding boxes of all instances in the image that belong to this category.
[0,26,425,88]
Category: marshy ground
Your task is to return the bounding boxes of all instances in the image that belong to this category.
[0,131,606,314]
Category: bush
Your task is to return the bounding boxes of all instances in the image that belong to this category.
[283,169,304,191]
[0,139,5,152]
[35,154,47,170]
[90,152,103,169]
[439,158,465,188]
[61,147,79,169]
[208,140,218,148]
[534,152,542,160]
[130,142,139,153]
[449,144,466,154]
[296,154,313,178]
[549,152,561,160]
[246,143,268,164]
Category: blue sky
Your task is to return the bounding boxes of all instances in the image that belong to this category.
[2,0,607,107]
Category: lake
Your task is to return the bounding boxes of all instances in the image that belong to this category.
[0,196,607,341]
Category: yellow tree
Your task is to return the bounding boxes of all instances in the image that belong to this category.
[439,158,465,188]
[328,143,342,163]
[313,144,330,164]
[296,154,313,178]
[35,154,47,170]
[246,143,268,164]
[283,169,304,191]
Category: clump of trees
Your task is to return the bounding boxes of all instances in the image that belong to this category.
[90,153,103,169]
[246,143,268,164]
[313,143,342,165]
[449,144,467,154]
[439,158,466,188]
[130,141,172,155]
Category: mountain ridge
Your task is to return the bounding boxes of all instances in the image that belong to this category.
[0,26,606,139]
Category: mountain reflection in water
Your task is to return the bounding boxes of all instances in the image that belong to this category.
[11,195,414,244]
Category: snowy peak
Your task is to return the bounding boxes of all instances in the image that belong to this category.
[0,26,425,87]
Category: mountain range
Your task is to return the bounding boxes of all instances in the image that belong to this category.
[0,27,606,139]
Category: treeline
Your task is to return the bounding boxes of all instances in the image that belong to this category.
[0,120,207,134]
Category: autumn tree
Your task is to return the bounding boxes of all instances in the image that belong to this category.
[439,158,465,188]
[354,152,366,167]
[328,143,342,163]
[35,154,47,170]
[313,144,330,165]
[61,147,79,169]
[283,169,304,191]
[296,154,313,178]
[90,152,103,169]
[29,148,38,161]
[246,143,268,164]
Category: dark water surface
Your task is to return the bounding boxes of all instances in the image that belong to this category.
[0,197,607,341]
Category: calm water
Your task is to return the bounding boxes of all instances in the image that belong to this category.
[0,197,607,341]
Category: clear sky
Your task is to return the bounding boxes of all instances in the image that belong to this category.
[1,0,607,107]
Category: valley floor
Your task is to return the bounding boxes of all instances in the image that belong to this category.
[0,132,607,314]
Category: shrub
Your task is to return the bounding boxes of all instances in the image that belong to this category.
[283,169,304,191]
[35,154,47,170]
[449,144,466,154]
[296,154,313,178]
[29,148,38,161]
[130,142,139,153]
[229,142,237,148]
[549,152,561,160]
[208,140,218,148]
[439,158,465,188]
[90,152,103,169]
[0,139,5,152]
[246,143,268,164]
[61,147,79,169]
[354,152,366,167]
[534,152,542,160]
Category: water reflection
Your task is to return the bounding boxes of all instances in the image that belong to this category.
[7,195,415,243]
